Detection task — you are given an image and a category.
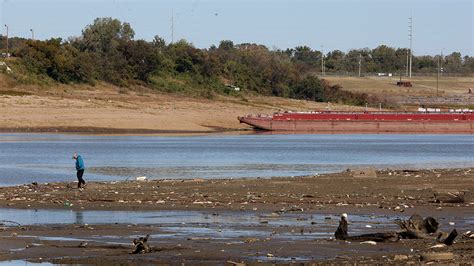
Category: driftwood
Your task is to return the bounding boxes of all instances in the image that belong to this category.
[334,213,348,240]
[0,220,21,227]
[335,214,458,245]
[395,214,439,239]
[434,192,465,203]
[420,252,454,261]
[442,229,457,246]
[334,213,398,242]
[131,234,151,254]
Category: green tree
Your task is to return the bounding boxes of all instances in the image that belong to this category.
[122,39,161,82]
[80,17,134,54]
[291,76,325,101]
[371,45,397,72]
[218,40,235,51]
[445,52,462,73]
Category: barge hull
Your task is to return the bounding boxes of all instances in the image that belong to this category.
[239,117,474,134]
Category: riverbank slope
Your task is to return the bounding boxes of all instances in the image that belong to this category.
[0,74,375,134]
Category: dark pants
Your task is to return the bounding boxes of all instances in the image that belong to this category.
[77,169,85,188]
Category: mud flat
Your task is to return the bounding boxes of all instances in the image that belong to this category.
[0,168,473,264]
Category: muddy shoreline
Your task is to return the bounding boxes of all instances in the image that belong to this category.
[0,126,246,135]
[0,168,473,264]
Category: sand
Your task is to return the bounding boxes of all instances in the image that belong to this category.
[0,80,375,134]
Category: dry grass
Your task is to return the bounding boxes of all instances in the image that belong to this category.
[323,75,474,97]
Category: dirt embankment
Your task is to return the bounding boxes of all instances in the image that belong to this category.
[0,168,473,264]
[2,74,472,134]
[0,75,374,134]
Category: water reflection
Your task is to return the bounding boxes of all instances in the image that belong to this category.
[75,211,83,225]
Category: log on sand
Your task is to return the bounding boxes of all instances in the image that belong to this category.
[335,213,458,245]
[433,191,465,203]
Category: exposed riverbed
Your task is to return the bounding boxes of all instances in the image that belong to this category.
[0,167,472,264]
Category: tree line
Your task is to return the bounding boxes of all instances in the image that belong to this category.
[1,18,472,106]
[286,45,473,75]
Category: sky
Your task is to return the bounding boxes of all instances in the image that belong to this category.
[0,0,473,56]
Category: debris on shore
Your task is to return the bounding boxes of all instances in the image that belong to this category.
[131,234,151,254]
[335,213,459,245]
[0,167,472,264]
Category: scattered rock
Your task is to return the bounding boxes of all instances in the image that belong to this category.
[226,261,245,266]
[360,241,377,245]
[244,237,259,244]
[351,168,377,178]
[393,254,408,261]
[420,252,454,261]
[135,176,147,181]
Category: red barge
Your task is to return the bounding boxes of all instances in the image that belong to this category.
[238,111,474,134]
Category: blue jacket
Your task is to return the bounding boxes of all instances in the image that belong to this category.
[76,155,85,170]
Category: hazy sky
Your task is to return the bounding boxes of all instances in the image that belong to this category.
[1,0,473,55]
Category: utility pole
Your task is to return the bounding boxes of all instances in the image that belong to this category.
[436,54,440,97]
[321,45,325,76]
[170,9,175,44]
[440,49,443,76]
[4,24,8,58]
[358,54,362,77]
[406,50,409,77]
[30,29,34,40]
[408,17,413,78]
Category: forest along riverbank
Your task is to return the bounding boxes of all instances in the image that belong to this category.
[0,168,473,264]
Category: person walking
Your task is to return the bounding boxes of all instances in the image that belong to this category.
[73,152,86,189]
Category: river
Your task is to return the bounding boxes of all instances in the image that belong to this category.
[0,133,472,186]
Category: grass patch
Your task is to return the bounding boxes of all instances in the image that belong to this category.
[0,90,32,96]
[324,75,474,97]
[148,74,224,98]
[4,60,54,87]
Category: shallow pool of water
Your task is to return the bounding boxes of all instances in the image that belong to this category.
[0,261,53,266]
[0,208,395,227]
[1,208,472,242]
